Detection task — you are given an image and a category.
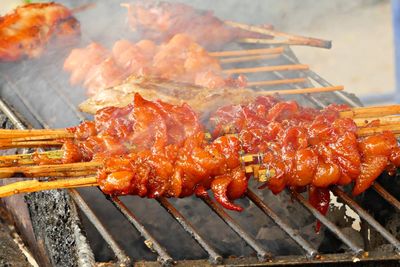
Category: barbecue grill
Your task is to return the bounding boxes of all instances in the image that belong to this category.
[1,1,400,266]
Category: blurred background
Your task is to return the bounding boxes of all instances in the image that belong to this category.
[1,0,396,104]
[170,0,397,105]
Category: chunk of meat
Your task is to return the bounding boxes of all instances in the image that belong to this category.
[0,3,80,61]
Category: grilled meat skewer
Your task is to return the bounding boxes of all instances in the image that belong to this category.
[63,34,246,95]
[1,95,400,214]
[0,2,80,62]
[78,75,343,118]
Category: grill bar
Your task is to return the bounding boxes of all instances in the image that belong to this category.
[3,39,400,265]
[246,189,318,258]
[291,190,364,255]
[157,198,223,264]
[282,51,362,108]
[43,78,86,122]
[201,193,271,261]
[1,77,49,128]
[68,189,131,266]
[279,50,329,108]
[305,69,361,108]
[372,183,400,211]
[0,98,25,130]
[109,196,174,266]
[331,186,400,252]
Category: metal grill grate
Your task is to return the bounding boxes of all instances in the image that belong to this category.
[1,34,400,267]
[0,47,400,265]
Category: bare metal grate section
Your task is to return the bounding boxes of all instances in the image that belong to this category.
[157,197,223,264]
[246,189,318,259]
[109,196,174,266]
[1,46,400,266]
[68,189,131,265]
[201,192,271,261]
[372,183,400,211]
[332,187,400,252]
[290,190,364,255]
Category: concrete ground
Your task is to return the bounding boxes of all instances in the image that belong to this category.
[290,1,395,104]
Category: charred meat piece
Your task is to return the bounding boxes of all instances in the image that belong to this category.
[0,3,80,61]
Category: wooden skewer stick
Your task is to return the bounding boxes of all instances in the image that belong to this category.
[238,38,330,47]
[3,134,73,142]
[0,140,64,149]
[219,54,280,64]
[0,150,64,167]
[248,78,307,87]
[209,47,284,57]
[0,162,101,178]
[26,170,98,178]
[0,176,98,198]
[255,85,344,95]
[339,105,400,119]
[0,129,72,139]
[225,20,332,49]
[352,116,400,127]
[357,124,400,137]
[223,64,309,74]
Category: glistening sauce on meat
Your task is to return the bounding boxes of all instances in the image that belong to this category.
[34,95,400,215]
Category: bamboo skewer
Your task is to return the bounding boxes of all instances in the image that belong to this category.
[0,129,72,139]
[255,85,344,95]
[219,54,281,64]
[0,162,102,178]
[0,176,98,198]
[209,47,284,57]
[339,105,400,119]
[0,150,63,167]
[0,140,64,149]
[248,78,307,87]
[238,38,330,47]
[3,134,72,142]
[223,64,309,74]
[225,20,332,49]
[357,124,400,137]
[353,116,400,126]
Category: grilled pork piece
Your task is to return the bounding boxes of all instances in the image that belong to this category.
[0,3,80,61]
[78,75,258,118]
[64,34,245,95]
[122,1,262,49]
